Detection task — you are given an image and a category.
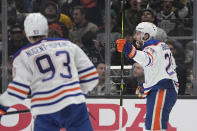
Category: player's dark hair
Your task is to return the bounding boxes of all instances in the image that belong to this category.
[29,36,46,42]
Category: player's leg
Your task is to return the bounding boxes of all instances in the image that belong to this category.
[161,88,177,129]
[145,88,177,130]
[145,89,158,130]
[58,103,93,131]
[66,117,93,131]
[62,103,93,131]
[34,114,60,131]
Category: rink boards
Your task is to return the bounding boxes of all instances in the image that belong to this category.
[0,98,196,131]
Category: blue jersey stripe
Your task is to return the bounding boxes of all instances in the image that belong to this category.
[80,77,99,83]
[8,92,25,100]
[31,81,80,97]
[78,66,95,74]
[11,81,30,89]
[142,39,160,49]
[146,55,152,66]
[31,93,84,108]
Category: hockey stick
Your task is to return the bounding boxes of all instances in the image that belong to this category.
[3,109,96,120]
[119,0,125,130]
[4,109,30,115]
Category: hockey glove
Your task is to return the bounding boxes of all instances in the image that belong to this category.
[116,39,136,59]
[0,105,9,119]
[135,85,145,98]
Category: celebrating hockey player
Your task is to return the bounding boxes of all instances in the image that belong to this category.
[116,22,179,131]
[0,13,98,131]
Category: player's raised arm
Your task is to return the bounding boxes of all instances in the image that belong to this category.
[116,22,158,67]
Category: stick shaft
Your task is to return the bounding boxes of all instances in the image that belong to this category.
[4,109,96,121]
[119,0,125,130]
[4,109,30,115]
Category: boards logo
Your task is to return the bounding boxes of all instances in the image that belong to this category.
[0,104,32,131]
[0,103,177,131]
[87,104,177,131]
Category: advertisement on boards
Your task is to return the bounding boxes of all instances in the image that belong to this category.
[0,99,196,131]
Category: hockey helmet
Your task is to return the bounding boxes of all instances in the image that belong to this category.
[24,13,48,37]
[135,22,157,41]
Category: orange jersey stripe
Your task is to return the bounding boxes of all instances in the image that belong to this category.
[31,87,81,103]
[8,86,29,95]
[153,89,165,130]
[79,71,98,80]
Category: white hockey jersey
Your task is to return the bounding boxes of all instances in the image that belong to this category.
[0,38,98,115]
[133,39,178,95]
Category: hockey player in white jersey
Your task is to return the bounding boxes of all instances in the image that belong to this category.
[0,13,98,131]
[116,22,178,131]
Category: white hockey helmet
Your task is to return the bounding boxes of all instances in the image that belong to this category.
[135,22,157,41]
[24,13,48,37]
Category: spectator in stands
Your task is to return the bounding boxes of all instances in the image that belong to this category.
[7,56,13,83]
[184,40,193,67]
[81,31,104,65]
[124,0,149,34]
[88,62,118,96]
[7,6,17,30]
[60,0,81,18]
[48,28,62,38]
[96,9,122,65]
[80,0,104,27]
[31,0,50,12]
[8,24,28,56]
[141,9,168,42]
[70,5,98,48]
[124,62,144,95]
[43,0,69,38]
[6,0,28,26]
[14,0,28,13]
[184,40,194,95]
[166,39,186,95]
[156,0,189,36]
[31,0,74,30]
[59,13,73,30]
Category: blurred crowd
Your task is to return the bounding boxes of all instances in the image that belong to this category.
[0,0,195,96]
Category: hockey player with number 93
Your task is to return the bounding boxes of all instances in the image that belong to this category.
[0,13,98,131]
[116,22,179,131]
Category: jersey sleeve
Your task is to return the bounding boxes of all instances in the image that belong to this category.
[74,45,99,94]
[133,46,156,67]
[0,53,31,106]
